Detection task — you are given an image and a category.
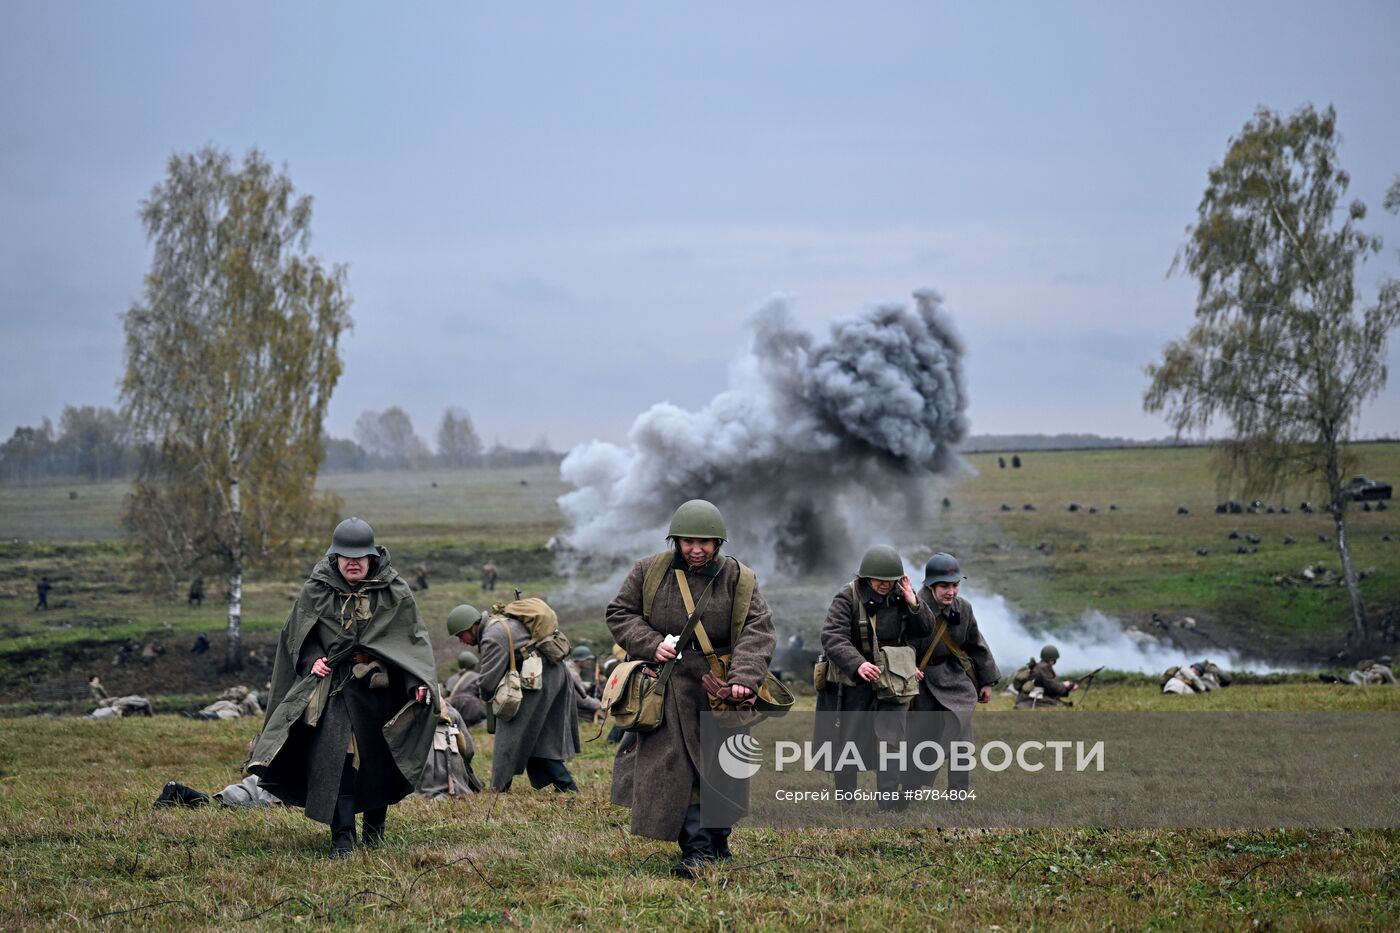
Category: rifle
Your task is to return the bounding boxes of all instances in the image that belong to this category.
[1075,666,1106,708]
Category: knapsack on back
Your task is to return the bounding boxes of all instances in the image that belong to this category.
[495,596,571,664]
[1012,659,1036,694]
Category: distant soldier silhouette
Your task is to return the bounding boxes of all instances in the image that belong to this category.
[481,562,498,592]
[35,576,52,610]
[413,563,429,592]
[997,456,1006,469]
[191,632,210,655]
[187,577,205,607]
[1011,455,1022,468]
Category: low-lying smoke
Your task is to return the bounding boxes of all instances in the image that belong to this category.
[558,290,969,574]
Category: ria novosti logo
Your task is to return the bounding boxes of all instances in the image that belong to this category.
[717,733,764,779]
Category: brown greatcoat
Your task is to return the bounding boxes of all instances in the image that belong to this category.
[816,579,933,786]
[1014,659,1073,708]
[608,552,775,841]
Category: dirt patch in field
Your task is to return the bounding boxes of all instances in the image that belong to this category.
[0,632,281,706]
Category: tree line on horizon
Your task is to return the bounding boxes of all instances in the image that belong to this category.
[0,404,559,484]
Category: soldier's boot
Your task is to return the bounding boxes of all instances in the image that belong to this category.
[329,795,357,859]
[672,804,711,879]
[526,757,578,793]
[707,826,733,862]
[361,808,386,849]
[154,781,210,809]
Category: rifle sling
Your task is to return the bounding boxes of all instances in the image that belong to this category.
[654,572,717,692]
[676,571,729,680]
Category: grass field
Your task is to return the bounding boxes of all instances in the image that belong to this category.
[0,685,1396,930]
[5,446,1398,705]
[2,448,1400,928]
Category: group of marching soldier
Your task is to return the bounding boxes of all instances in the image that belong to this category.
[191,504,1001,876]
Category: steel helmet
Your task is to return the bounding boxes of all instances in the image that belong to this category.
[922,552,964,586]
[857,544,905,581]
[327,517,377,558]
[1041,644,1060,661]
[446,604,483,637]
[570,645,596,661]
[667,499,727,541]
[457,649,479,670]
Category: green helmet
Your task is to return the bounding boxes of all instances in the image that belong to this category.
[570,645,595,661]
[600,657,620,679]
[667,499,727,541]
[446,604,483,636]
[1041,644,1060,661]
[457,649,479,670]
[858,544,904,581]
[922,552,963,586]
[327,517,377,558]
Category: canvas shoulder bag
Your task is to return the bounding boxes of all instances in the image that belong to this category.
[489,618,524,721]
[856,583,919,704]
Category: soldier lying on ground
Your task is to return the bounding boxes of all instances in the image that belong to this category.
[86,694,154,718]
[189,685,264,720]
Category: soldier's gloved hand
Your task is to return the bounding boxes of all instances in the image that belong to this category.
[857,662,882,682]
[311,657,331,677]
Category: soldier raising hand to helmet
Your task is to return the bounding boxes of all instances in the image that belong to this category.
[817,544,932,809]
[905,552,1000,795]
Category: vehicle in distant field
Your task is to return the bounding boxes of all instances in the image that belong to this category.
[1342,476,1392,501]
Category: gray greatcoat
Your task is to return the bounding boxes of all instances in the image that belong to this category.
[477,614,579,791]
[445,670,487,727]
[248,549,438,824]
[608,552,775,841]
[907,592,999,788]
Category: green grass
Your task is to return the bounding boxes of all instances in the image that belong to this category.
[940,444,1400,640]
[0,685,1396,929]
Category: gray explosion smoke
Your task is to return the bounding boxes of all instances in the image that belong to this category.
[557,290,969,575]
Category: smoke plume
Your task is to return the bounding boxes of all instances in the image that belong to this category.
[558,290,969,574]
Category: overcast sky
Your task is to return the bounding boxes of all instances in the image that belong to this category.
[3,1,1398,451]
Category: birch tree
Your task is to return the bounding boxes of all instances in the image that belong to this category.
[1145,105,1400,643]
[122,147,351,671]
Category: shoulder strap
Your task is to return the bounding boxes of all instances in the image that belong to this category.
[729,558,755,648]
[852,581,880,655]
[675,571,729,680]
[919,610,972,673]
[641,552,671,620]
[654,572,718,692]
[489,617,517,673]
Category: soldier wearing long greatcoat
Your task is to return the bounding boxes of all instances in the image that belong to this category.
[908,553,999,791]
[607,500,775,878]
